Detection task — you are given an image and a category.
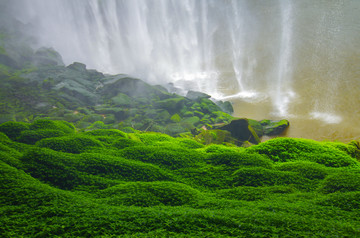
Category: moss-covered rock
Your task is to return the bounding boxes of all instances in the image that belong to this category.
[260,119,290,136]
[248,137,360,167]
[215,118,261,144]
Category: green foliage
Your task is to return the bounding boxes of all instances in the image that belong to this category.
[36,135,103,154]
[97,181,201,206]
[77,153,173,182]
[121,145,205,170]
[0,121,29,140]
[112,138,144,149]
[216,186,296,201]
[275,161,329,180]
[248,137,360,167]
[202,144,243,153]
[1,117,360,237]
[320,172,360,193]
[111,93,133,106]
[20,148,114,190]
[134,132,175,145]
[170,113,182,123]
[30,119,75,134]
[231,167,312,188]
[84,128,127,138]
[206,151,273,169]
[318,191,360,211]
[17,129,66,144]
[176,138,204,149]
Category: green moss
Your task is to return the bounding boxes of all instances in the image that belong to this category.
[206,151,273,169]
[0,121,29,140]
[111,93,133,106]
[202,144,243,153]
[248,138,360,168]
[97,181,201,206]
[275,161,329,180]
[36,135,103,154]
[320,172,360,193]
[216,186,296,201]
[170,113,182,123]
[231,167,312,188]
[20,148,115,190]
[134,132,175,145]
[17,129,66,144]
[77,153,173,182]
[30,119,75,134]
[112,138,144,149]
[318,191,360,211]
[84,129,127,138]
[121,145,205,170]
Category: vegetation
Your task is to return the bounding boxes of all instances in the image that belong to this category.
[1,119,360,237]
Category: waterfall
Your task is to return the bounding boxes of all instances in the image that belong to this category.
[5,0,360,141]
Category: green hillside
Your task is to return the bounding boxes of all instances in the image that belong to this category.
[1,119,360,237]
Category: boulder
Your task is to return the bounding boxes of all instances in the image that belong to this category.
[215,118,261,144]
[260,119,289,136]
[186,90,211,100]
[67,62,87,72]
[33,47,65,66]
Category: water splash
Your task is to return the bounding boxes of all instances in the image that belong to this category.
[7,0,360,139]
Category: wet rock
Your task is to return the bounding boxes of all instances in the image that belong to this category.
[260,119,290,136]
[67,62,87,72]
[33,47,64,66]
[215,118,261,144]
[186,90,211,100]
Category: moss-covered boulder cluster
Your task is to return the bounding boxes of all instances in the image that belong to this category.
[0,26,290,144]
[1,119,360,237]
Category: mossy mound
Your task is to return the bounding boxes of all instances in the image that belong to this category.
[318,191,360,211]
[36,135,103,154]
[112,137,144,149]
[248,137,359,167]
[17,129,66,144]
[98,181,201,206]
[216,186,296,201]
[231,167,312,189]
[83,129,127,138]
[0,121,29,140]
[20,148,115,190]
[205,151,273,169]
[77,153,173,182]
[275,161,329,180]
[320,172,360,193]
[1,118,360,237]
[29,119,75,134]
[0,160,73,207]
[120,145,205,170]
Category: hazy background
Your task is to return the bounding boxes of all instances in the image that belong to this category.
[2,0,360,141]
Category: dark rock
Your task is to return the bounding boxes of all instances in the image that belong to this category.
[67,62,87,72]
[186,90,211,101]
[214,100,234,114]
[248,119,264,138]
[101,77,171,100]
[215,118,261,144]
[260,119,289,136]
[32,47,64,66]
